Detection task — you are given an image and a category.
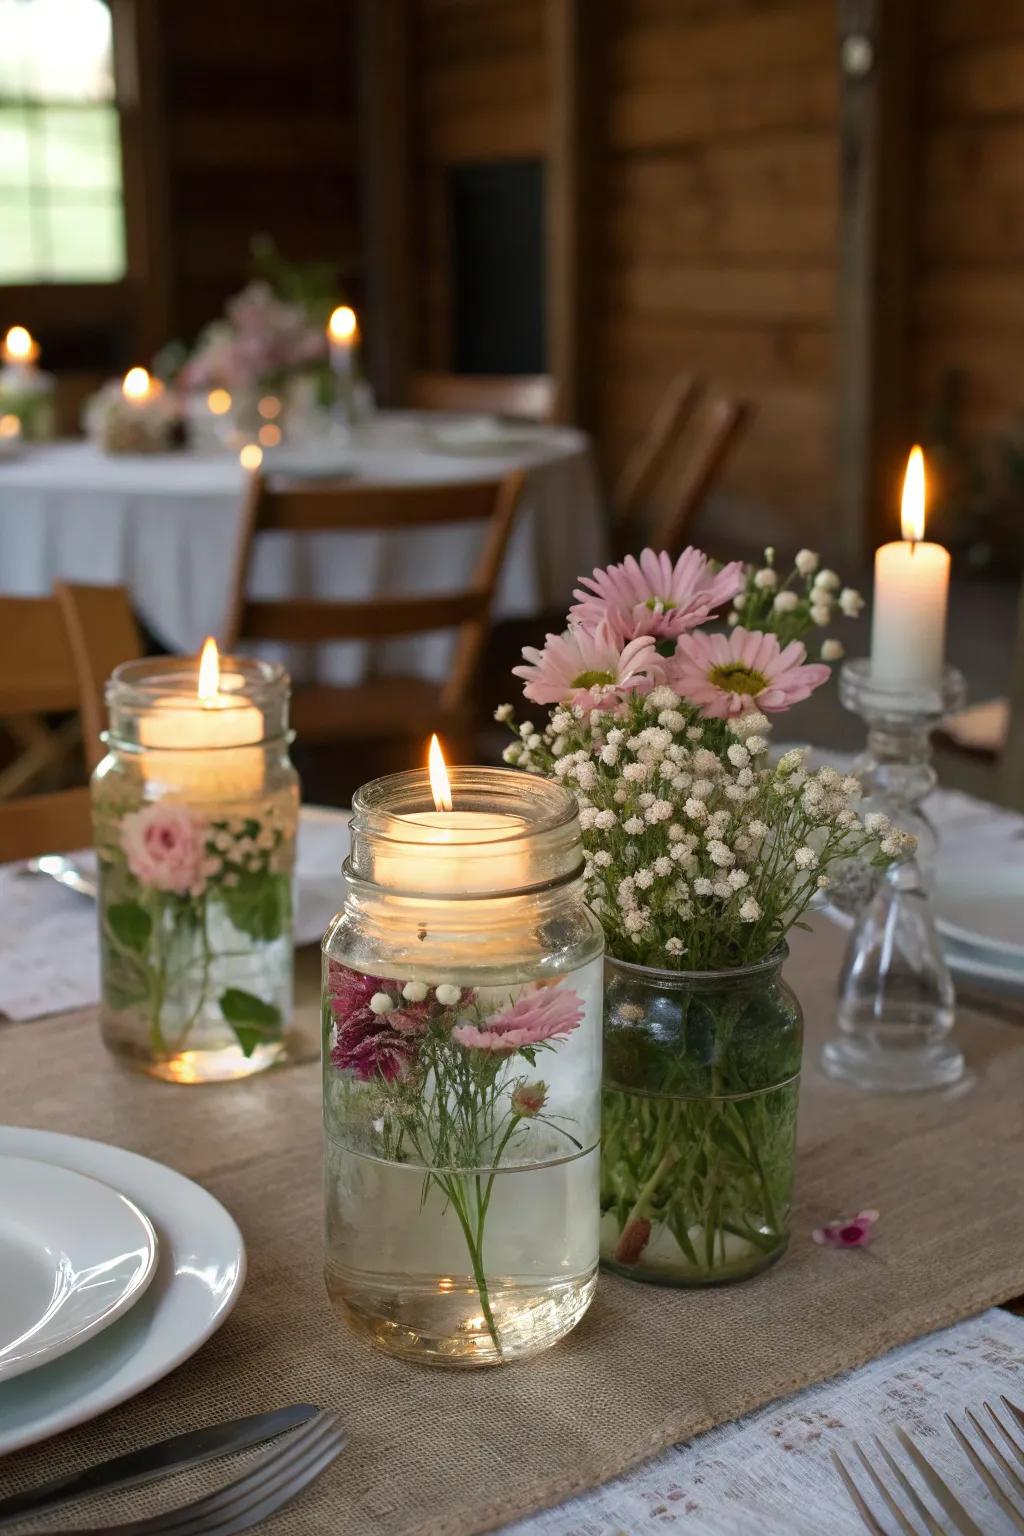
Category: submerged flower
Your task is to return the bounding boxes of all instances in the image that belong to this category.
[513,621,662,710]
[453,985,584,1053]
[671,627,830,718]
[812,1209,879,1249]
[511,1080,548,1117]
[570,547,744,640]
[120,803,208,896]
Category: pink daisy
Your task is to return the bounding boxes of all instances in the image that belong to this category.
[453,985,584,1053]
[512,621,663,710]
[812,1210,879,1249]
[570,547,745,641]
[670,626,830,718]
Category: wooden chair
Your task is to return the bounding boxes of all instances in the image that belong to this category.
[223,471,526,748]
[0,584,141,859]
[613,372,702,538]
[409,373,557,424]
[615,389,751,558]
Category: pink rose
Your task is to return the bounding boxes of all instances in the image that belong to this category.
[120,804,208,896]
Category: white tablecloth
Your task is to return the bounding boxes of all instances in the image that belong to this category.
[0,414,606,683]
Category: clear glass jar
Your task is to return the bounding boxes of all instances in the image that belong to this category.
[322,766,603,1367]
[601,945,803,1285]
[91,656,299,1084]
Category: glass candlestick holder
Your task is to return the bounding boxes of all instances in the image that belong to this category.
[821,657,968,1092]
[838,658,966,869]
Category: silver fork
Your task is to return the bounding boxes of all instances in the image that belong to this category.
[832,1426,985,1535]
[56,1410,344,1536]
[944,1398,1024,1533]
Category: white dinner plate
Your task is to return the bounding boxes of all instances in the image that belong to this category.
[932,863,1024,964]
[0,1129,245,1455]
[293,805,349,945]
[0,1157,157,1385]
[427,417,551,456]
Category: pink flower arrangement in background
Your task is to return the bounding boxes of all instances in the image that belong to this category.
[179,280,326,394]
[453,985,585,1052]
[671,626,831,718]
[513,620,663,710]
[120,804,208,897]
[571,548,745,640]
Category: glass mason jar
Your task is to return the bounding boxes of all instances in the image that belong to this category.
[91,656,299,1084]
[322,766,603,1368]
[601,945,803,1286]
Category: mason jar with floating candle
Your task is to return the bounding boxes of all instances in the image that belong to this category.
[91,640,299,1083]
[322,738,603,1367]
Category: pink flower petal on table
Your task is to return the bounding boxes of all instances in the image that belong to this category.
[812,1210,879,1248]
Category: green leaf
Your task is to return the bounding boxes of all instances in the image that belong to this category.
[107,901,152,953]
[219,870,290,943]
[219,988,282,1057]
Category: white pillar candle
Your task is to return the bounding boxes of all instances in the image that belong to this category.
[870,446,950,688]
[372,738,529,894]
[327,305,358,377]
[138,639,264,800]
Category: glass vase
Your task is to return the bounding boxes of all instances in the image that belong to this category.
[322,765,603,1367]
[91,657,299,1084]
[601,945,802,1285]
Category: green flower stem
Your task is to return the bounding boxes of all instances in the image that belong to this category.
[435,1172,502,1356]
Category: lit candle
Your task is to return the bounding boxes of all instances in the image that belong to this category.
[327,305,358,378]
[0,414,22,442]
[1,326,41,371]
[870,446,950,688]
[373,737,529,895]
[122,366,159,405]
[138,638,265,800]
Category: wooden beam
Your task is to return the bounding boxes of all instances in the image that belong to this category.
[355,0,414,407]
[545,0,602,427]
[835,0,921,563]
[111,0,174,356]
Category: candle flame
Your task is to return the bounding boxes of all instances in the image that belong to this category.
[328,305,357,343]
[428,734,453,812]
[207,387,232,415]
[4,325,36,361]
[0,414,20,439]
[198,637,220,702]
[239,442,263,470]
[901,446,926,544]
[122,366,152,401]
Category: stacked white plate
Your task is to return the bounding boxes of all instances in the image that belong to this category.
[0,1131,245,1454]
[930,863,1024,998]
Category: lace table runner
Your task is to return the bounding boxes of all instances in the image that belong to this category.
[507,1309,1024,1536]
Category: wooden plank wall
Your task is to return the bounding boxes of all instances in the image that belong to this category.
[410,0,547,371]
[597,0,839,548]
[158,0,361,343]
[916,0,1024,443]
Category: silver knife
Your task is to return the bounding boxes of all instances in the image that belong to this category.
[0,1404,318,1527]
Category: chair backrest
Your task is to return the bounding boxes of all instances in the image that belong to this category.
[0,584,139,857]
[56,583,143,769]
[644,394,752,557]
[613,372,702,533]
[225,471,526,713]
[0,786,93,861]
[409,373,557,424]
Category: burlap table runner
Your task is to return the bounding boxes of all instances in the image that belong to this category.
[2,918,1023,1535]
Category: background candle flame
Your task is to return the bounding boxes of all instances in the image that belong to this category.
[328,305,357,343]
[4,325,35,361]
[198,636,220,702]
[900,445,926,543]
[428,734,453,812]
[122,366,153,401]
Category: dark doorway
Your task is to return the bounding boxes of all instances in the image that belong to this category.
[449,159,545,375]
